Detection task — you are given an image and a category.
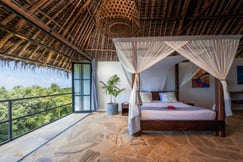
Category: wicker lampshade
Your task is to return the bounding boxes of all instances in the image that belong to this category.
[96,0,140,38]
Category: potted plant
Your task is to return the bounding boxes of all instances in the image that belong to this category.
[100,74,125,115]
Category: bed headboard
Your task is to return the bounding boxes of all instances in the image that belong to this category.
[151,91,176,100]
[151,91,161,100]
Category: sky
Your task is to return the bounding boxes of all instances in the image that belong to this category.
[0,63,71,90]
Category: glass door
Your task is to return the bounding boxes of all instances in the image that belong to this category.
[72,62,92,112]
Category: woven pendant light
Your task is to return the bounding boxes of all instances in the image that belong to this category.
[96,0,140,38]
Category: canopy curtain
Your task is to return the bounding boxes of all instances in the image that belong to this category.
[165,36,241,116]
[113,38,175,135]
[91,59,98,111]
[121,66,132,88]
[180,64,200,88]
[140,55,186,91]
[113,35,241,135]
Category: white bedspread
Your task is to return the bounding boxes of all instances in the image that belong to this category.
[141,101,216,120]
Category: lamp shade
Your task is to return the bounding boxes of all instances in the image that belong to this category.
[96,0,140,38]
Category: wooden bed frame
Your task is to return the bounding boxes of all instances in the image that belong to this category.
[133,66,226,137]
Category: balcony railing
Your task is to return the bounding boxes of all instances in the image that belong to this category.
[0,92,72,145]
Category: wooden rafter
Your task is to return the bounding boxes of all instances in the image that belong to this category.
[0,25,73,60]
[0,0,241,67]
[176,0,190,35]
[62,0,91,37]
[178,0,215,35]
[1,0,91,61]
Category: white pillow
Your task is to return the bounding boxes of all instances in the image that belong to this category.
[161,92,177,103]
[211,104,216,111]
[159,93,164,102]
[140,92,152,102]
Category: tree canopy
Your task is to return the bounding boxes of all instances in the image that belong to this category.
[0,84,72,144]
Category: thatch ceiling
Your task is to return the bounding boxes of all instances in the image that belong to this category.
[0,0,242,72]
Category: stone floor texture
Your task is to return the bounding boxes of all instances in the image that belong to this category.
[0,113,89,162]
[19,111,243,162]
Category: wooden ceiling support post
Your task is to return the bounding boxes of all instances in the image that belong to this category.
[215,78,225,137]
[175,63,179,100]
[215,78,225,120]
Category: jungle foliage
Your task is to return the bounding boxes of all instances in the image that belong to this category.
[0,84,72,144]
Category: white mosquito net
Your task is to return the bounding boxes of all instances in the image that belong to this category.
[113,35,241,135]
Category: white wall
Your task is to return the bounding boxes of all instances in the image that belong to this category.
[179,58,243,109]
[227,58,243,110]
[97,62,131,111]
[97,58,243,111]
[227,58,243,91]
[179,62,215,108]
[140,60,215,108]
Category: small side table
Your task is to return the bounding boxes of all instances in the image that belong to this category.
[121,103,129,116]
[186,103,194,106]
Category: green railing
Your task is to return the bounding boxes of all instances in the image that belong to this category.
[0,92,72,145]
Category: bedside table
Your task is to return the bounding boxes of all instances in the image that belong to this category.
[121,103,129,116]
[186,103,194,106]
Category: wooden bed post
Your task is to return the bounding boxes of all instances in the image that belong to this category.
[215,78,225,137]
[175,63,179,100]
[132,73,136,88]
[131,73,142,136]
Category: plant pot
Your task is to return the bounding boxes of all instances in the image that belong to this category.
[107,103,118,115]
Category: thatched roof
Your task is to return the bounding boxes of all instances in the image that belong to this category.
[0,0,242,72]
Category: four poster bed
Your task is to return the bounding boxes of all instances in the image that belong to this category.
[113,35,241,137]
[137,91,225,136]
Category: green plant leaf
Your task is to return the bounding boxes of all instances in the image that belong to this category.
[99,74,125,103]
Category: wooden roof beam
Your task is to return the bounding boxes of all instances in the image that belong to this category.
[29,46,40,59]
[62,0,91,37]
[1,0,48,32]
[84,49,116,53]
[176,0,190,35]
[45,1,74,30]
[1,0,91,61]
[178,0,215,35]
[0,25,73,60]
[140,14,243,21]
[7,39,24,54]
[1,13,16,25]
[18,42,31,57]
[43,50,54,65]
[0,33,12,49]
[29,0,49,12]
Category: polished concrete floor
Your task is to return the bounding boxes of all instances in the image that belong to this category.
[1,111,243,162]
